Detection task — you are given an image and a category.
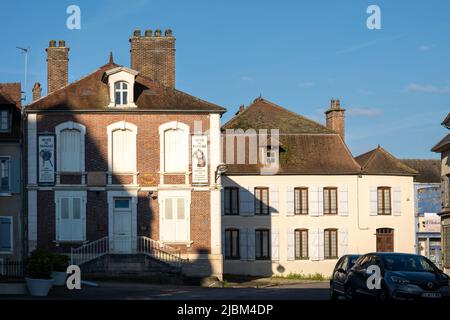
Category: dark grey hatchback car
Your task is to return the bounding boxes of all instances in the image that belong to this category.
[344,253,450,300]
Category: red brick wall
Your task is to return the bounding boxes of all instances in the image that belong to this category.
[33,112,213,254]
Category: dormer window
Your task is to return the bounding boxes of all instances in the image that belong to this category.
[0,109,11,132]
[104,66,139,108]
[114,82,128,105]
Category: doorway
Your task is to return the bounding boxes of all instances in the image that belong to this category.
[376,228,394,252]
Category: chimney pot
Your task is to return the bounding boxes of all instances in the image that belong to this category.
[325,98,346,141]
[130,27,175,87]
[133,29,141,37]
[145,29,152,37]
[32,82,42,101]
[46,40,69,94]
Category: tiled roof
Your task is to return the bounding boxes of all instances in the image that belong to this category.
[432,134,450,153]
[26,62,226,113]
[400,159,441,183]
[355,146,417,176]
[222,97,361,175]
[222,98,334,134]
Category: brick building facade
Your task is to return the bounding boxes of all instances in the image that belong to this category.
[25,30,225,278]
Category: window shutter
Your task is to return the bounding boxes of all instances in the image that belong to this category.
[239,227,248,260]
[370,186,378,216]
[318,228,325,260]
[247,228,255,261]
[286,228,295,261]
[164,129,187,173]
[309,187,319,217]
[339,228,348,257]
[0,218,11,252]
[309,228,319,261]
[61,129,81,172]
[269,186,279,215]
[286,186,295,216]
[240,187,254,216]
[72,198,83,241]
[318,186,324,216]
[393,187,401,216]
[11,157,20,194]
[271,228,280,261]
[339,186,349,216]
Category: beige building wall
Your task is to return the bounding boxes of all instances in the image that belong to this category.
[222,174,415,277]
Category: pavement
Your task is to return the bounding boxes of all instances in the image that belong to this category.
[1,281,330,300]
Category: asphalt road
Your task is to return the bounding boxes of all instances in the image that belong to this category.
[2,281,330,300]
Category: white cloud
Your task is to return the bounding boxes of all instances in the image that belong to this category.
[298,81,315,88]
[406,83,450,93]
[240,76,253,81]
[346,107,383,117]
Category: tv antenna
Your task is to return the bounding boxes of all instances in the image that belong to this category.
[16,46,29,103]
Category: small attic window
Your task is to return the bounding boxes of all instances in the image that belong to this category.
[114,82,128,105]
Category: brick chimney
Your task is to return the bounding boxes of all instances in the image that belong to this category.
[32,82,42,101]
[325,98,346,141]
[46,40,69,94]
[129,28,175,88]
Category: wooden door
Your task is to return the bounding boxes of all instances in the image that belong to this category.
[376,228,394,252]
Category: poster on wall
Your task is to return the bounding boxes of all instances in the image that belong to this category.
[38,135,55,184]
[424,213,441,233]
[191,135,208,185]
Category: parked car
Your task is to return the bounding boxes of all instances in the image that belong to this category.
[345,252,450,300]
[330,254,361,300]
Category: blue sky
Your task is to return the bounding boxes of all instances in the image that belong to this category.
[1,0,449,158]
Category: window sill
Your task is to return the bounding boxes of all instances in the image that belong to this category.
[107,103,138,109]
[0,193,12,197]
[295,257,310,261]
[0,251,13,255]
[161,240,193,247]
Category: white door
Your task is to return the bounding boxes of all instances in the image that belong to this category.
[162,197,188,242]
[113,198,132,253]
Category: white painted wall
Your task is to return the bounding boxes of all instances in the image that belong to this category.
[222,174,415,277]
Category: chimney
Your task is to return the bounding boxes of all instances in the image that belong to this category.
[32,82,42,101]
[325,98,346,141]
[129,28,175,88]
[46,40,69,94]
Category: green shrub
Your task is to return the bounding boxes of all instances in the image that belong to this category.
[273,272,329,281]
[51,253,70,272]
[26,249,53,279]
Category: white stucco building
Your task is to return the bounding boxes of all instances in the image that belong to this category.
[220,98,417,277]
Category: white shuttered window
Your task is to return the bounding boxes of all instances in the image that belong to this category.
[112,129,136,173]
[164,129,188,173]
[60,129,81,172]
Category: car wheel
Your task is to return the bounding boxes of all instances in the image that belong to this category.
[344,284,355,300]
[330,282,338,300]
[377,285,390,301]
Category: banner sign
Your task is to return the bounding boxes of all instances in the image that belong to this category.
[38,135,55,184]
[192,135,208,185]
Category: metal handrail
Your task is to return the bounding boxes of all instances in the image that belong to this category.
[137,236,185,269]
[71,236,109,266]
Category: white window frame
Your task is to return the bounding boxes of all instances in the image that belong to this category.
[260,146,278,165]
[107,121,138,174]
[0,216,13,254]
[55,190,86,242]
[55,121,86,173]
[0,156,11,195]
[114,81,129,105]
[0,109,11,132]
[159,121,190,174]
[158,189,191,244]
[105,67,138,108]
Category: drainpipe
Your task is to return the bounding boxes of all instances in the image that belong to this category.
[357,174,369,230]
